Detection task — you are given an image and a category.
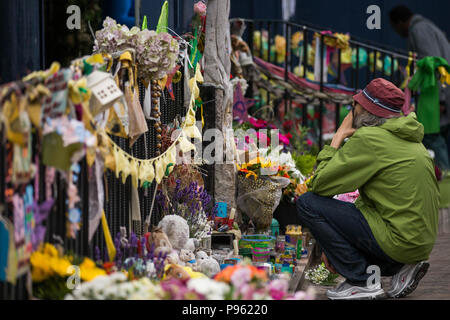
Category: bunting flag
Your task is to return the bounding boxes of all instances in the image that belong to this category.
[142,15,148,30]
[156,1,169,34]
[88,63,204,188]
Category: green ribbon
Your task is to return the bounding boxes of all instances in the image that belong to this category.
[143,181,151,189]
[409,56,450,134]
[165,163,174,177]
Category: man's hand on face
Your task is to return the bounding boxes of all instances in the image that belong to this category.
[330,110,356,149]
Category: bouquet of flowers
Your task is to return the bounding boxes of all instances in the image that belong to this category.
[94,17,179,81]
[214,262,315,300]
[31,243,106,300]
[65,272,165,300]
[157,179,215,242]
[305,263,339,286]
[93,230,168,281]
[66,261,316,300]
[236,156,290,231]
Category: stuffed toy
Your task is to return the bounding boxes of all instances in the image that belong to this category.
[193,250,221,277]
[147,227,173,256]
[164,264,191,281]
[166,250,180,265]
[179,249,196,268]
[163,264,206,281]
[157,215,198,252]
[157,215,190,251]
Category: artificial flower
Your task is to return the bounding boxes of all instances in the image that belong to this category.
[94,17,179,80]
[193,1,207,16]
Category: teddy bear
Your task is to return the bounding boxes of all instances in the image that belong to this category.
[166,250,180,265]
[146,227,173,257]
[164,264,191,282]
[157,215,199,252]
[193,250,221,277]
[179,249,196,268]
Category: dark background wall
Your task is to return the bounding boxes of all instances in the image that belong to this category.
[229,0,450,52]
[0,0,42,84]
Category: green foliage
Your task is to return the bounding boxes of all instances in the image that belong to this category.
[292,152,317,176]
[33,276,73,300]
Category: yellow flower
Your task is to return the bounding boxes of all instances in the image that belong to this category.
[31,265,49,282]
[245,171,258,180]
[30,251,53,281]
[80,266,106,282]
[80,257,96,269]
[43,243,59,258]
[79,257,106,281]
[51,257,72,278]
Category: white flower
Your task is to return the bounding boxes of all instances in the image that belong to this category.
[187,278,230,300]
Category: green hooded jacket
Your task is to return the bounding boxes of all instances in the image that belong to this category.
[309,113,439,264]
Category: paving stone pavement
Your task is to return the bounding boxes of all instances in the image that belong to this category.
[302,208,450,300]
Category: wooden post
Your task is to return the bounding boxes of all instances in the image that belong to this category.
[203,0,236,211]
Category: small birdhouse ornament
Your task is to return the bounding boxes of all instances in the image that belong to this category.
[87,71,123,116]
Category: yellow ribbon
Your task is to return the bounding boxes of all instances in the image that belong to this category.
[400,52,414,89]
[101,210,116,262]
[438,66,450,86]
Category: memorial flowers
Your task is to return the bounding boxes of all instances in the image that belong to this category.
[94,17,179,80]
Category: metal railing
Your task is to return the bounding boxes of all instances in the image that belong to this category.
[0,72,216,300]
[231,18,416,147]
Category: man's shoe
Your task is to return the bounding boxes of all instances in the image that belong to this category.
[386,261,429,299]
[326,280,385,300]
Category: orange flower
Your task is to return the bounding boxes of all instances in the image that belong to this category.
[248,265,268,281]
[214,265,240,283]
[296,183,308,195]
[214,264,268,283]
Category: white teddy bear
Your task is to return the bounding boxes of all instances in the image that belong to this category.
[179,249,196,268]
[158,215,197,251]
[194,250,221,277]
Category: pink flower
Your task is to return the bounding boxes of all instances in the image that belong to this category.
[269,279,289,292]
[248,117,268,129]
[278,133,290,145]
[269,288,286,300]
[231,268,252,289]
[194,1,207,16]
[306,139,313,146]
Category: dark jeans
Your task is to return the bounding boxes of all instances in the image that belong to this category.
[296,192,404,285]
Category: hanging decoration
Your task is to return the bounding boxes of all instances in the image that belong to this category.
[94,17,179,81]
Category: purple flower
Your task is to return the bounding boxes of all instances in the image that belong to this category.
[95,246,101,263]
[130,232,138,248]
